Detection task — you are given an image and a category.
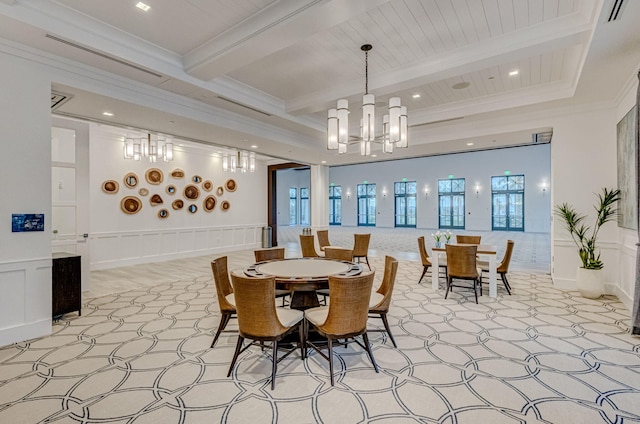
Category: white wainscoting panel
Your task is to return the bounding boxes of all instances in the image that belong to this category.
[91,225,264,270]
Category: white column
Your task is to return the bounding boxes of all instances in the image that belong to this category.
[310,164,329,228]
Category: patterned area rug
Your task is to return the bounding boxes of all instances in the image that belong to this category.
[1,255,639,423]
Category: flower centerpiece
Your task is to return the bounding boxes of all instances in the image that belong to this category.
[431,231,443,248]
[444,231,453,243]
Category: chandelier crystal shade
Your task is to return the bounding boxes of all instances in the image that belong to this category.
[123,133,173,162]
[222,150,255,173]
[327,44,408,156]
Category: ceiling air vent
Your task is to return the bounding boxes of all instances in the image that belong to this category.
[607,0,625,22]
[51,90,73,110]
[532,131,552,144]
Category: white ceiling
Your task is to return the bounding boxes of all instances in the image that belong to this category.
[1,0,639,165]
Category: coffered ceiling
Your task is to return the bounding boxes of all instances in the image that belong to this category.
[0,0,638,165]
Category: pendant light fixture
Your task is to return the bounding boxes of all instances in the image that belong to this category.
[222,150,256,173]
[123,133,173,162]
[327,44,408,156]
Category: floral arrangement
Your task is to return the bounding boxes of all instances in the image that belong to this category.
[431,231,443,242]
[444,231,452,242]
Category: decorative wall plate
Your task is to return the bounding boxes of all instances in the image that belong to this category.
[225,179,237,192]
[146,168,163,185]
[171,169,184,178]
[203,195,216,212]
[172,199,184,210]
[158,209,169,219]
[150,194,163,206]
[138,188,149,196]
[216,186,224,196]
[123,172,138,188]
[202,180,213,191]
[121,196,142,214]
[166,185,176,195]
[188,204,198,213]
[102,180,119,194]
[192,175,202,183]
[221,200,230,211]
[184,184,200,200]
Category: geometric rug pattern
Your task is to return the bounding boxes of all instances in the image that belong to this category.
[1,254,639,423]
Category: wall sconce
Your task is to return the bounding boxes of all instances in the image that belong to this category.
[382,189,387,198]
[346,191,351,199]
[424,187,429,198]
[541,183,548,196]
[475,185,481,197]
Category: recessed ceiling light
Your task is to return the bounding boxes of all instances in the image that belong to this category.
[136,2,150,12]
[251,145,258,149]
[321,160,327,164]
[102,111,113,117]
[452,81,470,90]
[509,70,519,77]
[466,142,474,146]
[412,93,421,99]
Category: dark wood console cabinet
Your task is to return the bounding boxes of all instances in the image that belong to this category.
[52,252,81,318]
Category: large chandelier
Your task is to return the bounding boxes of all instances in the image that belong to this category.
[123,133,173,162]
[222,150,256,173]
[327,44,408,156]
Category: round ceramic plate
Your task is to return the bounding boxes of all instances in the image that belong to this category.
[225,179,237,192]
[123,172,138,188]
[145,168,163,185]
[170,168,184,179]
[102,180,119,194]
[158,209,169,219]
[121,196,142,214]
[216,186,224,196]
[184,184,200,200]
[203,195,216,212]
[188,204,198,213]
[202,180,213,192]
[172,199,184,210]
[221,200,230,211]
[166,185,176,195]
[193,175,202,183]
[138,188,149,196]
[150,194,163,206]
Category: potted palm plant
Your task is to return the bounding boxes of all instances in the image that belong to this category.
[554,188,621,298]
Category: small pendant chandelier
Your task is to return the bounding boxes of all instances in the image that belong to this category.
[222,150,256,173]
[327,44,408,156]
[123,133,173,162]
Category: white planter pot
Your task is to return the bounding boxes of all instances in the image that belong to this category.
[576,267,604,299]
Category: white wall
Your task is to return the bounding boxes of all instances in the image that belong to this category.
[329,144,551,232]
[0,52,53,346]
[89,124,268,269]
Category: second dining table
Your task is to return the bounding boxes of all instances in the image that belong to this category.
[431,243,498,298]
[244,257,362,309]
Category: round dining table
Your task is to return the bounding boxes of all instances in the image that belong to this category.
[244,258,362,309]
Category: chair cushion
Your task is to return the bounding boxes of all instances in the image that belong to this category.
[477,260,489,271]
[369,292,384,308]
[274,289,290,298]
[304,306,329,327]
[225,293,235,306]
[276,307,304,327]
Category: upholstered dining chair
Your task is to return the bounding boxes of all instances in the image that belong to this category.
[304,271,378,386]
[254,247,285,262]
[227,272,304,390]
[368,256,399,348]
[253,247,291,306]
[316,230,331,253]
[478,240,514,295]
[300,234,320,258]
[417,236,447,284]
[445,244,482,304]
[352,233,371,270]
[211,256,236,348]
[456,235,481,244]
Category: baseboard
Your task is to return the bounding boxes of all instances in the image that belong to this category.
[605,283,633,311]
[0,319,51,348]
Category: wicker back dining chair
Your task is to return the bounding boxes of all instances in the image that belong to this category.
[227,272,304,390]
[304,272,378,386]
[300,234,320,258]
[479,240,515,295]
[445,244,482,304]
[368,256,399,347]
[352,233,371,270]
[211,256,236,348]
[253,247,291,305]
[323,247,353,261]
[456,235,481,244]
[417,236,447,284]
[316,230,331,253]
